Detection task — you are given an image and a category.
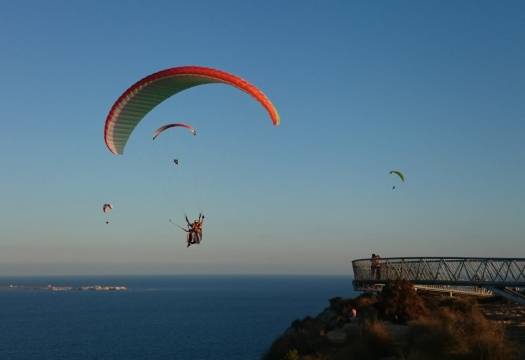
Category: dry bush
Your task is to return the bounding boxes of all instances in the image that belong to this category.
[376,280,429,323]
[302,354,330,360]
[263,317,329,360]
[340,321,395,359]
[354,292,378,308]
[364,321,393,353]
[404,305,513,360]
[434,295,476,313]
[282,349,300,360]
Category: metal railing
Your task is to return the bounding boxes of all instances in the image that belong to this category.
[414,284,493,297]
[352,257,525,289]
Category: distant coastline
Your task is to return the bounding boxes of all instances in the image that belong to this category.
[1,284,128,292]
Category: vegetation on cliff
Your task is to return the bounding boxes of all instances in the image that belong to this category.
[263,281,514,360]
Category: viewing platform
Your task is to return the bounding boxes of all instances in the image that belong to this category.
[352,257,525,303]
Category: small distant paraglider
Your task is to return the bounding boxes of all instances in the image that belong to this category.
[389,170,405,190]
[102,203,113,224]
[152,123,196,141]
[152,123,195,167]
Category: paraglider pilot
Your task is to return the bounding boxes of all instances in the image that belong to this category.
[182,213,205,247]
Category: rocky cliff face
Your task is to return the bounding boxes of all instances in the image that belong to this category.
[263,281,518,360]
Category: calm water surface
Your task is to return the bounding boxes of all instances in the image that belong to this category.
[0,275,357,360]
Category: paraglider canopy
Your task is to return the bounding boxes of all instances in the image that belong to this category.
[152,123,196,140]
[389,170,405,182]
[389,170,405,190]
[104,66,280,155]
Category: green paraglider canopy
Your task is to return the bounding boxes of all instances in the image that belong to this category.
[389,170,405,182]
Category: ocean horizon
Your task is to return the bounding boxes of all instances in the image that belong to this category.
[0,275,357,360]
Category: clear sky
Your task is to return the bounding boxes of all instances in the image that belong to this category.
[0,1,524,275]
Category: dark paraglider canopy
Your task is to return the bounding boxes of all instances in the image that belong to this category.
[389,170,405,190]
[389,170,405,182]
[152,123,196,140]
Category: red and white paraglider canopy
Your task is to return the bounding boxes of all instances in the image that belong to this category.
[104,66,280,155]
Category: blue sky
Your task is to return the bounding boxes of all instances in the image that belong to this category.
[0,1,524,275]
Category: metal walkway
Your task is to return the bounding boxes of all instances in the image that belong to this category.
[352,257,525,301]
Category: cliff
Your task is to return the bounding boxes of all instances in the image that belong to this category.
[263,281,521,360]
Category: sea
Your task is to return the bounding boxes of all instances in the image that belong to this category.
[0,275,357,360]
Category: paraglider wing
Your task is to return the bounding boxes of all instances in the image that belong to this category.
[104,66,280,155]
[152,123,196,140]
[389,170,405,182]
